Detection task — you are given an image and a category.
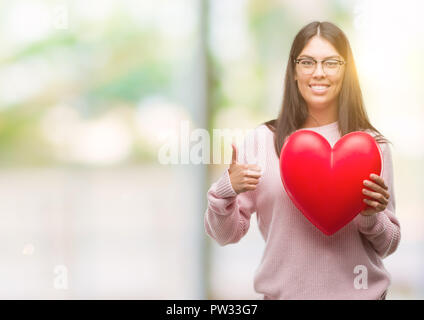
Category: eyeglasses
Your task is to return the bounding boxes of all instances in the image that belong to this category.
[294,58,347,75]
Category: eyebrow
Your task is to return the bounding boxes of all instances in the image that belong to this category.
[298,55,341,59]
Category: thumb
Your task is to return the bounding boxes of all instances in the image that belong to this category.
[231,143,238,164]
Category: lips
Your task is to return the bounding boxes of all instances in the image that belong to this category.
[309,84,330,94]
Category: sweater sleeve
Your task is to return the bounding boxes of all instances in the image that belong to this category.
[354,142,401,258]
[204,128,260,246]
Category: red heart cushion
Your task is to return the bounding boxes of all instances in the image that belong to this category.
[279,130,382,236]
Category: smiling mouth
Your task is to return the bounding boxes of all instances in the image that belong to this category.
[309,85,330,93]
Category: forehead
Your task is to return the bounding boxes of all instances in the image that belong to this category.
[298,36,341,59]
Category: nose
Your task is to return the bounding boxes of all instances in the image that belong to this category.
[312,61,325,78]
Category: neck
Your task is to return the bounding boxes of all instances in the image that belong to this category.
[301,102,338,128]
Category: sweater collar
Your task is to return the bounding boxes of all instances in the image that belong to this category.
[297,121,339,133]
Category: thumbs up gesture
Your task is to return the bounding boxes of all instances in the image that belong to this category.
[228,143,262,195]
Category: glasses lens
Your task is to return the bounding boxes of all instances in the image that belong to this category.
[297,59,342,75]
[323,60,340,75]
[299,59,315,74]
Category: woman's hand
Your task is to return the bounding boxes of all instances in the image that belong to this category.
[228,143,262,195]
[360,173,390,216]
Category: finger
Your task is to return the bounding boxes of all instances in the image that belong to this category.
[244,169,262,178]
[362,188,389,205]
[360,207,376,216]
[244,185,257,192]
[243,177,260,185]
[245,164,261,173]
[370,174,388,190]
[231,143,238,164]
[246,164,262,172]
[242,163,261,170]
[363,180,390,198]
[364,199,386,211]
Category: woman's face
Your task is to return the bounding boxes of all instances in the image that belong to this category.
[294,36,345,111]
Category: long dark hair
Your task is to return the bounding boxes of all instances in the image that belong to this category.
[263,21,391,158]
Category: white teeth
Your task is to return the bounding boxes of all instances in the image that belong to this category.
[310,85,329,91]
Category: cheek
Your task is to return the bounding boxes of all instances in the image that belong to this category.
[333,73,345,91]
[332,79,344,95]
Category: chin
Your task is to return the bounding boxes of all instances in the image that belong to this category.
[306,98,331,106]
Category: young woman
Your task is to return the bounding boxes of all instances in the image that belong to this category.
[204,21,400,300]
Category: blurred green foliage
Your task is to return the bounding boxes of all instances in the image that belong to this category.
[0,0,356,167]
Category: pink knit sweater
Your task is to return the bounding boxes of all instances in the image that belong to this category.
[204,121,400,300]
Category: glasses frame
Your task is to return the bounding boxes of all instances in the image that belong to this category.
[294,57,347,75]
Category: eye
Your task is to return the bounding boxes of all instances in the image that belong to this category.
[324,60,339,67]
[300,59,314,66]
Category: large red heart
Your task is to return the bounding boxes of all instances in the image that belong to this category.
[279,130,382,236]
